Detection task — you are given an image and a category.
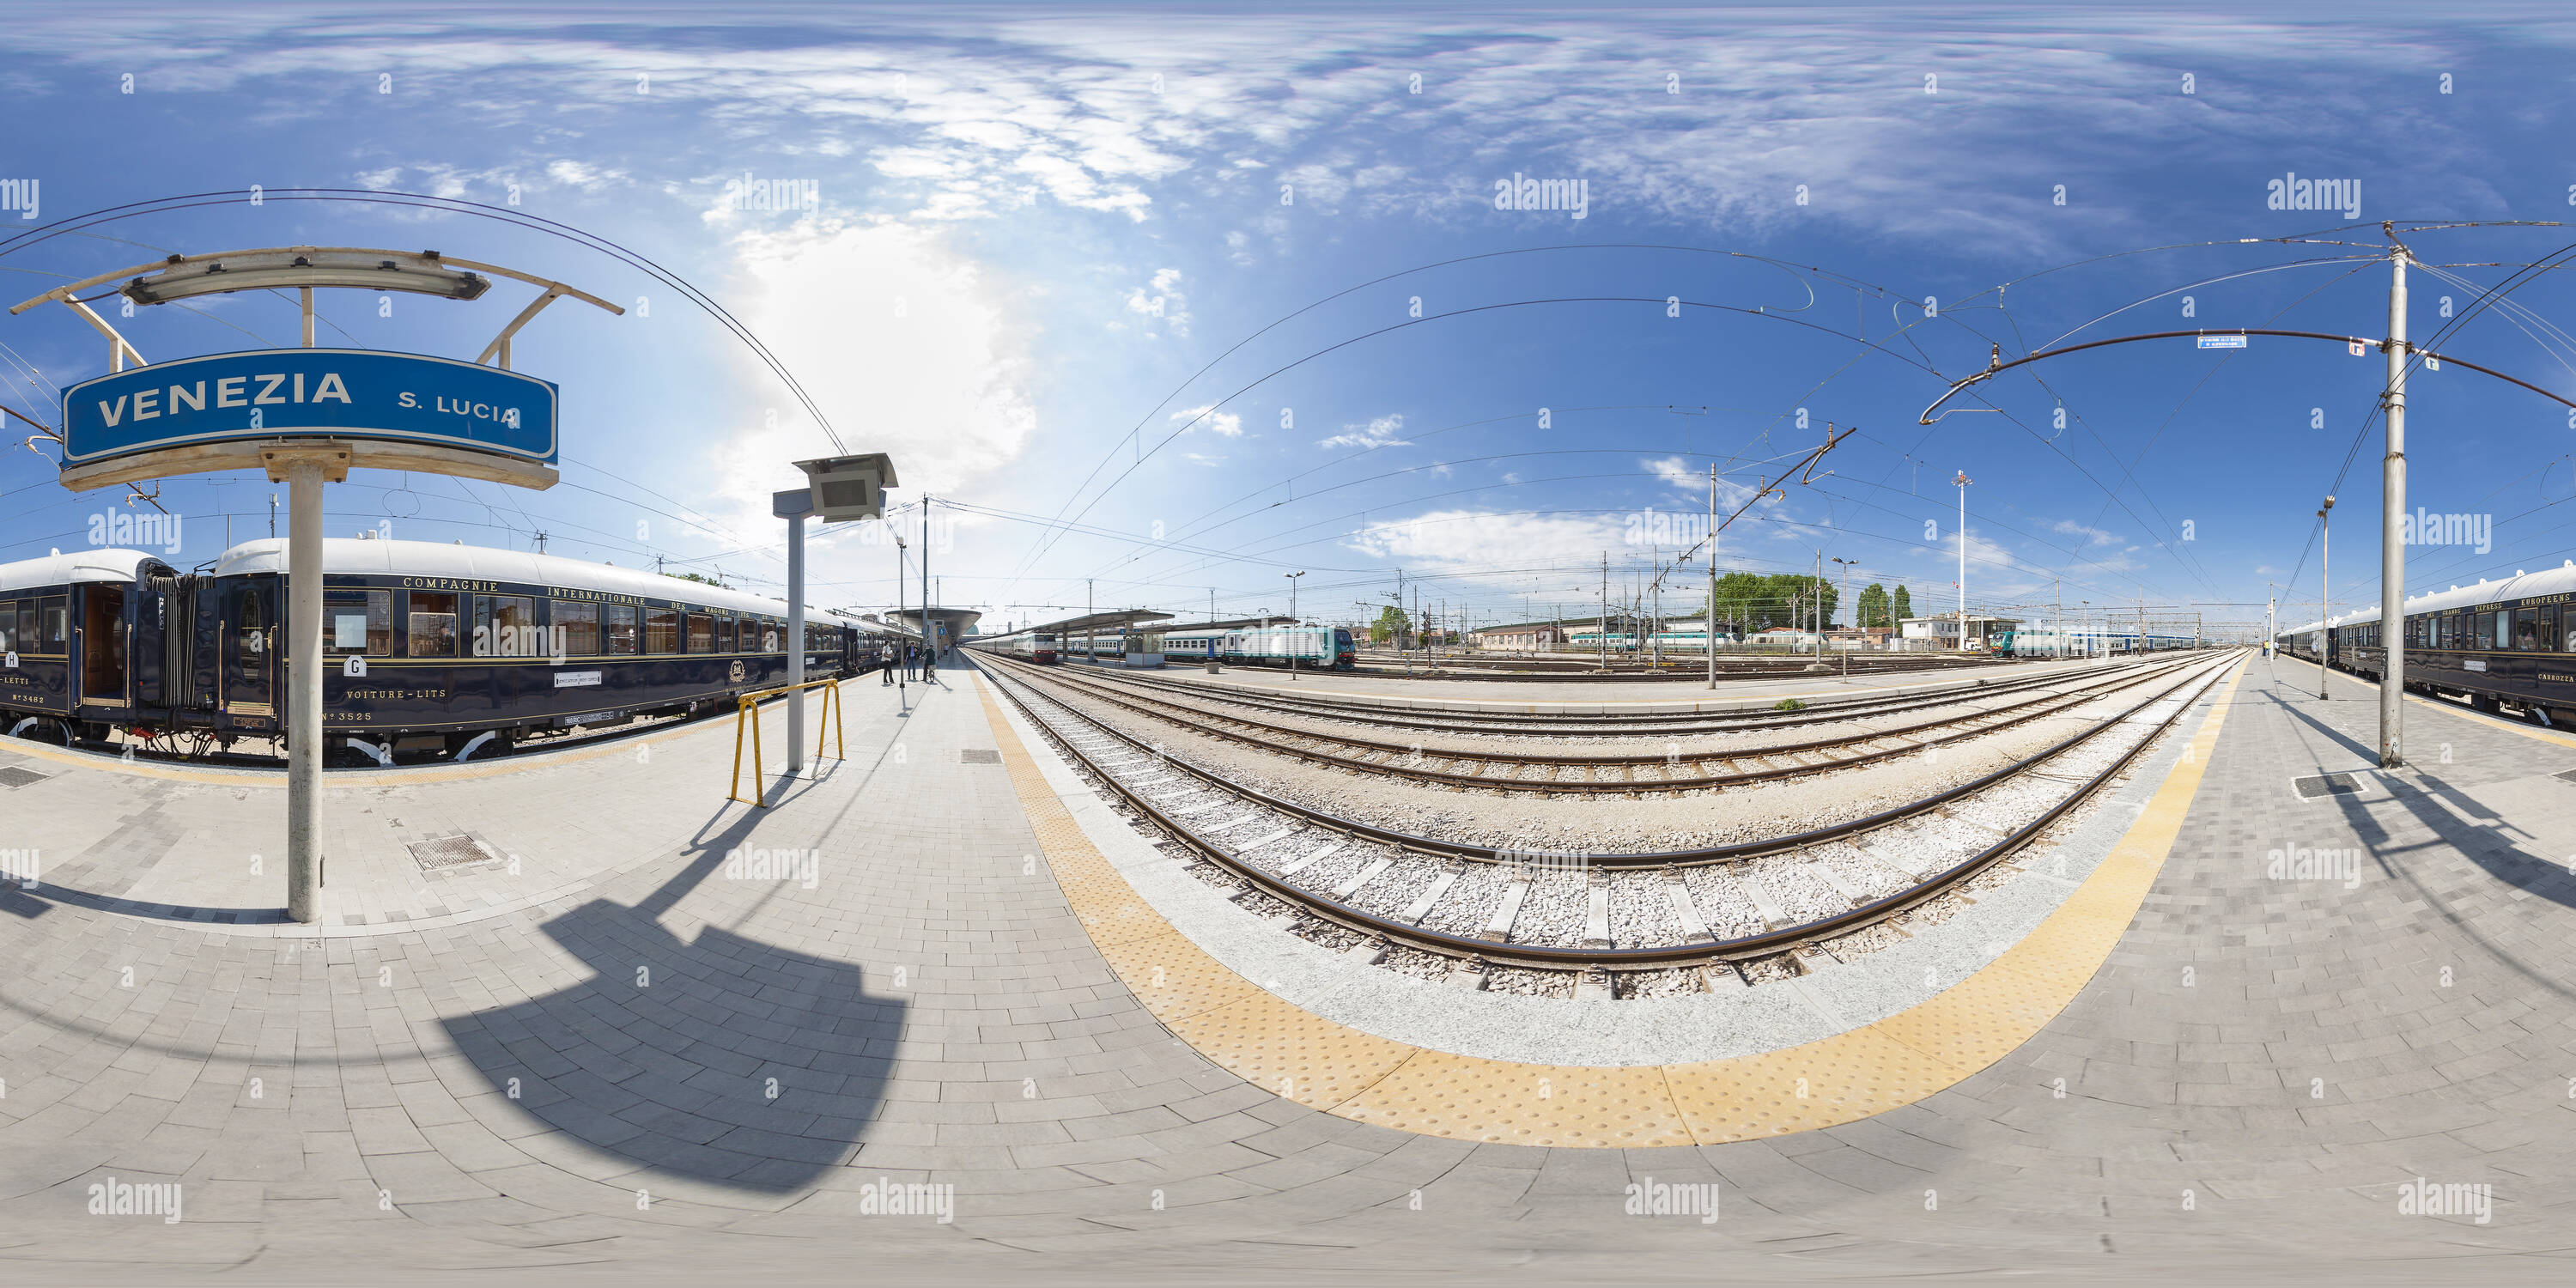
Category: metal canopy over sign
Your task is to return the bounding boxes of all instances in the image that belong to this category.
[62,348,559,468]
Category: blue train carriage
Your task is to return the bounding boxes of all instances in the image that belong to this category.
[0,547,183,744]
[2285,562,2576,723]
[203,538,823,764]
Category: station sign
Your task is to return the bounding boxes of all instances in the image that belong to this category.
[61,349,559,468]
[2195,334,2247,349]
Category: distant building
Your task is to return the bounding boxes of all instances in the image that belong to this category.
[1469,619,1584,649]
[1899,614,2021,649]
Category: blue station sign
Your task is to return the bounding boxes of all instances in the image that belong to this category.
[61,349,559,467]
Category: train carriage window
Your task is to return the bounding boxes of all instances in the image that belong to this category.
[644,607,681,654]
[551,600,601,656]
[39,596,68,651]
[475,594,543,658]
[2544,606,2561,653]
[0,598,18,652]
[716,611,737,653]
[762,617,781,653]
[405,592,458,657]
[685,612,714,653]
[2517,608,2541,651]
[323,589,392,656]
[2493,611,2512,650]
[605,605,640,654]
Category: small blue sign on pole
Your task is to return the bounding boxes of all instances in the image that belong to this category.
[2196,334,2248,349]
[60,348,559,467]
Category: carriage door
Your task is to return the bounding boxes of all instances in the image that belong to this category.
[222,578,276,720]
[78,584,129,707]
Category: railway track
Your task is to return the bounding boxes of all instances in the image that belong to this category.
[981,650,2240,987]
[985,651,2202,796]
[995,649,2184,735]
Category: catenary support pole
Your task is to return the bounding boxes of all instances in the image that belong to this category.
[2379,246,2409,766]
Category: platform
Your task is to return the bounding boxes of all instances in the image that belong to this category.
[3,655,2574,1280]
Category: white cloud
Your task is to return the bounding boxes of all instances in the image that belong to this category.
[1124,267,1191,337]
[2047,517,2119,546]
[1172,404,1241,437]
[705,218,1037,543]
[1318,413,1406,450]
[1643,455,1759,508]
[1345,508,1623,578]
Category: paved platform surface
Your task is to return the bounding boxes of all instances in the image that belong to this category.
[3,655,2575,1281]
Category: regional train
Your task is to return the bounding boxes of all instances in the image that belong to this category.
[989,624,1358,671]
[0,538,905,765]
[2276,562,2576,724]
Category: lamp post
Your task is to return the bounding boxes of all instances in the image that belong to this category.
[1285,571,1306,681]
[2319,495,2336,700]
[1832,556,1859,677]
[896,534,908,692]
[1953,471,1973,652]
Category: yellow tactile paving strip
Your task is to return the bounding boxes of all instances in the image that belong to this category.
[978,661,2247,1147]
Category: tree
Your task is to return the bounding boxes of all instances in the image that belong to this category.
[671,571,719,586]
[1856,582,1890,629]
[1370,605,1412,646]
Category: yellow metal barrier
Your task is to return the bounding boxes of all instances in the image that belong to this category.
[727,676,848,807]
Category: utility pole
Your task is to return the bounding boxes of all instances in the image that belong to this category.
[896,536,907,690]
[2318,495,2335,699]
[1086,576,1094,666]
[1707,463,1718,690]
[1953,471,1972,650]
[2055,578,2063,661]
[920,494,934,665]
[1598,551,1608,671]
[2379,235,2410,767]
[1832,556,1858,677]
[1285,570,1305,682]
[1650,539,1663,668]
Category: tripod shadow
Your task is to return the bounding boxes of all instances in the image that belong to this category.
[439,771,906,1191]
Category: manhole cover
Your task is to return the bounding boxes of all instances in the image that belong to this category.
[407,835,502,872]
[960,749,1002,764]
[0,766,49,789]
[2292,772,2364,799]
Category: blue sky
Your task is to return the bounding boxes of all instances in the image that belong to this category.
[6,3,2576,640]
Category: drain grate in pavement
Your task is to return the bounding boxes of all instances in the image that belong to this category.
[960,749,1002,764]
[408,835,502,872]
[0,766,49,789]
[2293,772,2364,799]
